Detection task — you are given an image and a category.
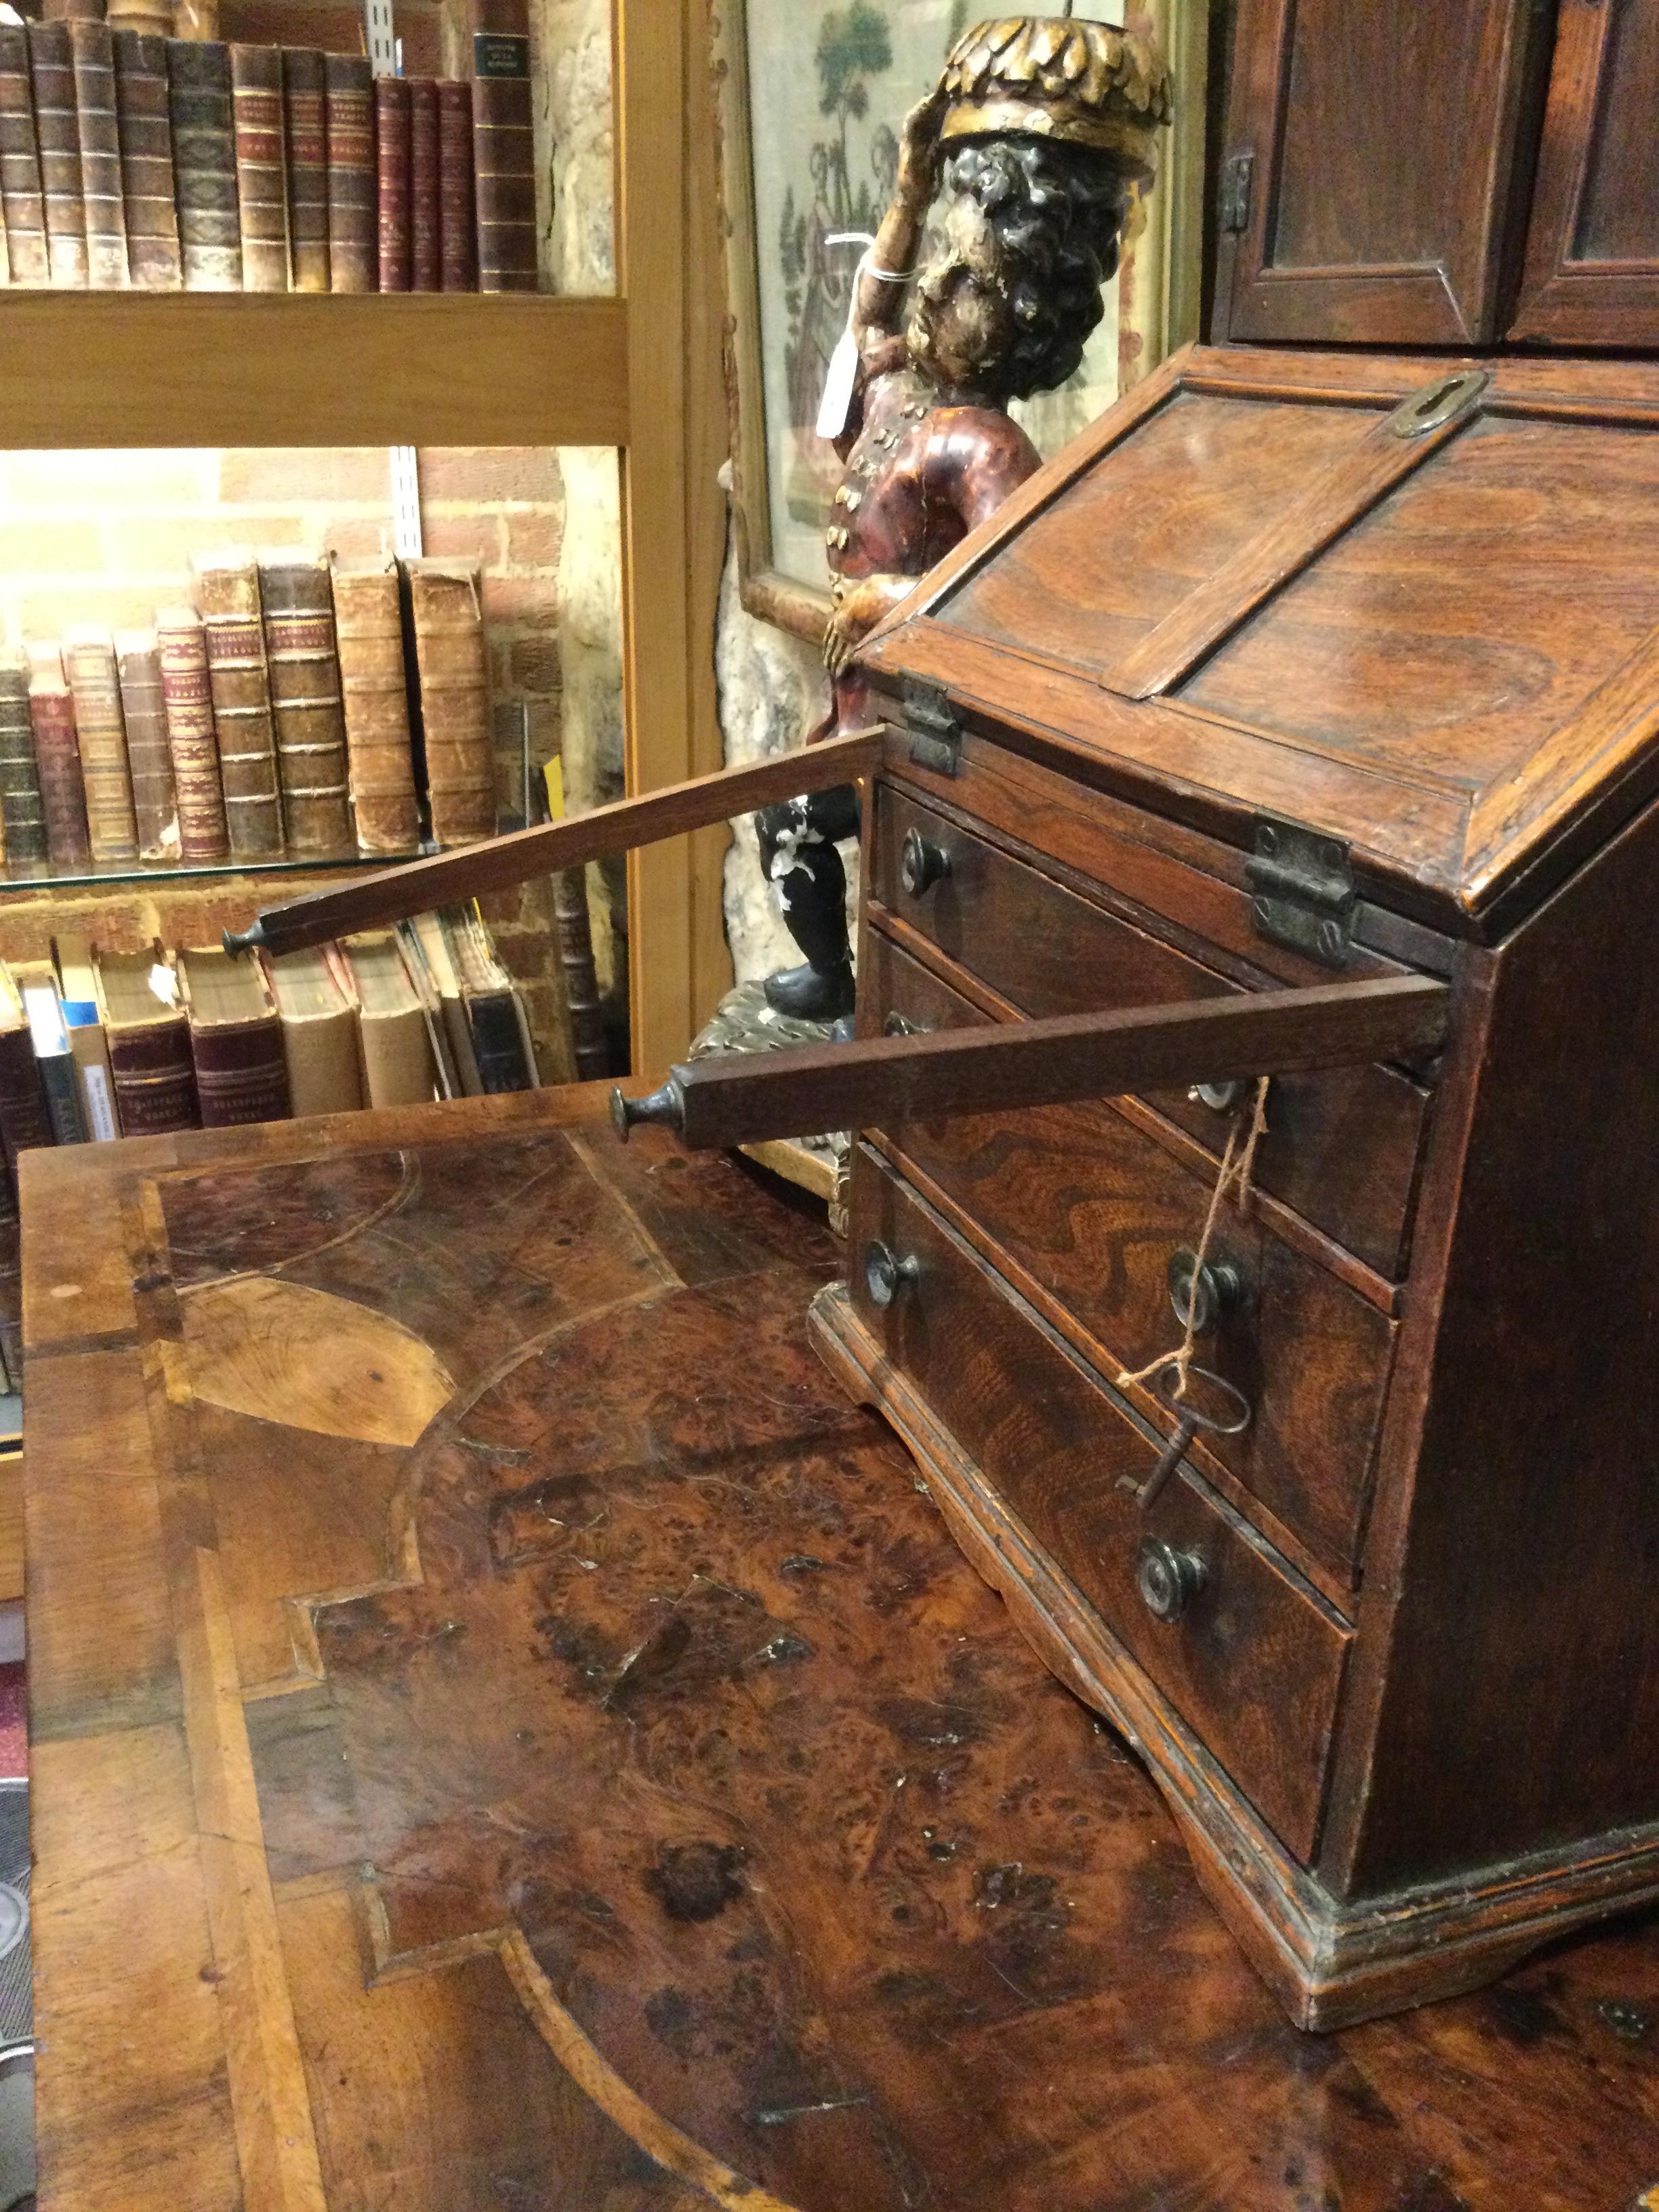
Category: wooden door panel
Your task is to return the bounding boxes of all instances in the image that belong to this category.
[1216,0,1551,346]
[1510,0,1659,345]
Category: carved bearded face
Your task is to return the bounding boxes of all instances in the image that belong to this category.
[904,190,1015,401]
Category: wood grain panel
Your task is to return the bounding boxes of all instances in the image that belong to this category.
[0,295,629,449]
[861,937,1395,1578]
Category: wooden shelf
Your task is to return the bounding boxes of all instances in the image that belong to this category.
[0,849,421,896]
[0,293,630,449]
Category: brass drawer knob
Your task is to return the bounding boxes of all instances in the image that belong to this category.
[1137,1538,1208,1623]
[1167,1249,1244,1334]
[900,827,952,897]
[864,1240,922,1309]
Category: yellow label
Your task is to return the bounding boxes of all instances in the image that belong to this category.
[544,756,566,821]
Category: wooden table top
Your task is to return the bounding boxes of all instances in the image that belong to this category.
[21,1084,1659,2211]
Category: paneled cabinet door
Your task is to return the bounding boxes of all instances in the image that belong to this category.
[1509,0,1659,346]
[1213,0,1552,346]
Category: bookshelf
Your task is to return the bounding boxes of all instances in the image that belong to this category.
[0,848,419,893]
[0,0,730,1075]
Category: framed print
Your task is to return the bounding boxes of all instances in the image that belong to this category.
[712,1,1208,643]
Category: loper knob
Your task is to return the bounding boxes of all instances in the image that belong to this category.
[609,1080,686,1144]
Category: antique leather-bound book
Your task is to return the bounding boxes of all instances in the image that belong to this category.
[178,946,291,1128]
[67,19,129,287]
[469,0,535,291]
[323,52,375,293]
[443,905,534,1090]
[330,558,419,853]
[405,559,495,846]
[26,650,91,870]
[52,933,120,1143]
[114,629,180,860]
[229,42,289,291]
[0,23,49,287]
[191,552,284,862]
[16,969,88,1148]
[112,28,182,289]
[26,20,88,287]
[0,970,51,1186]
[0,653,48,867]
[169,37,241,291]
[62,627,140,864]
[91,945,200,1136]
[373,72,410,293]
[341,931,434,1106]
[282,46,328,293]
[436,77,474,291]
[403,911,481,1092]
[155,605,230,863]
[264,945,362,1117]
[407,75,439,291]
[553,865,607,1079]
[258,552,353,857]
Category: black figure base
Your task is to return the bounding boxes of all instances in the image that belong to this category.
[756,781,861,1022]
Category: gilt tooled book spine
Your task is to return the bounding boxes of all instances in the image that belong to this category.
[156,607,230,863]
[407,75,439,292]
[68,20,129,289]
[62,628,140,863]
[105,1015,201,1136]
[373,73,409,293]
[184,981,291,1128]
[191,556,285,862]
[169,37,241,291]
[470,0,535,292]
[405,560,496,847]
[0,655,48,867]
[331,560,419,855]
[436,78,474,292]
[283,47,328,293]
[27,20,88,288]
[230,42,288,291]
[27,666,92,869]
[0,25,50,287]
[323,52,374,293]
[112,28,181,290]
[115,629,180,860]
[259,555,353,859]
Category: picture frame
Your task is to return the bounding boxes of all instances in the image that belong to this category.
[710,0,1212,645]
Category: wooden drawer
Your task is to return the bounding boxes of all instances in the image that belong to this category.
[862,929,1394,1578]
[872,783,1430,1279]
[849,1145,1351,1863]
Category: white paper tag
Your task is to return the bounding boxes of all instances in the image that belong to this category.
[81,1065,118,1143]
[816,231,879,443]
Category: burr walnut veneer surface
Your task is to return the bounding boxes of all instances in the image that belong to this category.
[20,1086,1659,2210]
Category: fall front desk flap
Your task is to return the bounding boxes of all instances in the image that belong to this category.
[857,343,1659,941]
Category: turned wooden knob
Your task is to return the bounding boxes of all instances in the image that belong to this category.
[900,827,952,897]
[609,1081,684,1143]
[864,1240,921,1309]
[1166,1250,1245,1334]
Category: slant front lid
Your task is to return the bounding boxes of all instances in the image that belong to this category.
[857,345,1659,936]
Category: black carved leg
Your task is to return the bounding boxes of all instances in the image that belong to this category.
[758,783,861,1022]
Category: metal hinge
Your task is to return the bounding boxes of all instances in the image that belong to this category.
[1245,818,1355,968]
[903,681,961,777]
[1218,152,1253,236]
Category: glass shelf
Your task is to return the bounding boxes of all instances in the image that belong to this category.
[0,850,422,896]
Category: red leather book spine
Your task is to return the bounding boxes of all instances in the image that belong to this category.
[26,19,88,288]
[283,46,328,293]
[28,672,92,869]
[436,78,474,292]
[187,1015,291,1128]
[68,18,129,287]
[230,41,289,291]
[323,52,375,293]
[469,0,535,292]
[407,75,438,292]
[106,1018,201,1136]
[112,27,180,289]
[373,73,410,293]
[0,24,49,287]
[156,606,231,863]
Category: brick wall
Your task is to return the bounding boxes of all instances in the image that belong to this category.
[0,445,588,1082]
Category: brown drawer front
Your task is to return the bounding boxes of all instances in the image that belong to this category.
[873,783,1429,1279]
[850,1147,1349,1864]
[863,929,1393,1577]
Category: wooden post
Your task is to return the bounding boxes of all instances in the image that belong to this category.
[614,0,731,1077]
